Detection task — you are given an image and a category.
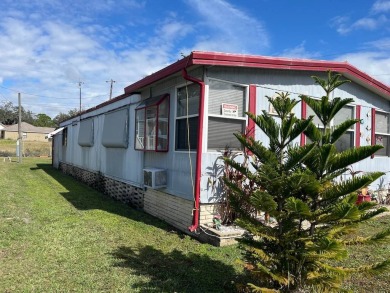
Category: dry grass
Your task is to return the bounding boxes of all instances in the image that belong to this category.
[0,139,51,157]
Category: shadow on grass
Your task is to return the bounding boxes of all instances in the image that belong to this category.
[31,163,171,231]
[31,163,249,291]
[111,245,242,292]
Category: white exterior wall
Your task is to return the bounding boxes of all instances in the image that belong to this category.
[200,67,390,204]
[53,66,390,206]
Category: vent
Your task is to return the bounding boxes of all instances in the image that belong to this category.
[143,168,167,189]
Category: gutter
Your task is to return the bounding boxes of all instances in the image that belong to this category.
[181,68,205,232]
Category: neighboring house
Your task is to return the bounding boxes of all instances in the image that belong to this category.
[3,122,55,142]
[0,123,5,139]
[51,51,390,239]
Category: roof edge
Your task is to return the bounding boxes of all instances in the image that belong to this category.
[124,51,390,98]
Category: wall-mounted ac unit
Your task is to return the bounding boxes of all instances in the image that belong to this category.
[143,168,167,189]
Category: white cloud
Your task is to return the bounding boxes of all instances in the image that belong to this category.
[331,1,390,35]
[336,51,390,86]
[331,15,388,34]
[0,19,177,117]
[372,0,390,13]
[185,0,269,53]
[280,42,321,59]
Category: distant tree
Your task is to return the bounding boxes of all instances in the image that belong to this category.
[0,101,35,125]
[33,113,56,127]
[21,108,35,125]
[53,108,79,126]
[0,101,16,125]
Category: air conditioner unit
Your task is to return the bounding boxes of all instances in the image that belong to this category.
[143,168,167,189]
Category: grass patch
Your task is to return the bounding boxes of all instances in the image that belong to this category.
[337,215,390,292]
[0,158,246,292]
[0,158,389,292]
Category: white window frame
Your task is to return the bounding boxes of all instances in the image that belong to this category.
[175,82,200,152]
[374,110,390,156]
[306,102,356,151]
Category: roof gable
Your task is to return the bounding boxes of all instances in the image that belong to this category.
[4,122,55,133]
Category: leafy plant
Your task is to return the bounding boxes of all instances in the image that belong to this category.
[224,72,390,292]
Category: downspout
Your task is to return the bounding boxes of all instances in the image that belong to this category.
[182,68,205,232]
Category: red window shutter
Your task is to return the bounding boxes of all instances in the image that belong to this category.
[355,105,361,147]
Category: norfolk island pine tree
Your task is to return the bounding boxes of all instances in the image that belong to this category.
[223,72,390,292]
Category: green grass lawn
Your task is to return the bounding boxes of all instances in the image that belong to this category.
[0,158,245,292]
[0,158,389,292]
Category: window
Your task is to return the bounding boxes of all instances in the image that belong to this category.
[175,83,200,151]
[375,111,390,156]
[78,118,94,147]
[306,104,355,152]
[135,94,169,151]
[62,127,68,146]
[207,79,246,150]
[102,108,129,148]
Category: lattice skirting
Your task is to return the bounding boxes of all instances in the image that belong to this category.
[59,162,144,209]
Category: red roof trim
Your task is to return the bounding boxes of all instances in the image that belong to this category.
[124,51,390,99]
[124,56,192,94]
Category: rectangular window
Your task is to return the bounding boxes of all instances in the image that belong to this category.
[306,104,355,152]
[175,83,200,151]
[375,111,390,156]
[62,127,68,146]
[208,117,244,149]
[102,108,129,148]
[78,118,94,147]
[208,79,246,151]
[135,94,169,151]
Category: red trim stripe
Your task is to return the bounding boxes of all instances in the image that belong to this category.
[371,108,376,158]
[247,85,257,156]
[248,85,256,138]
[355,105,361,147]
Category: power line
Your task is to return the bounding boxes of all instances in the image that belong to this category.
[0,85,80,100]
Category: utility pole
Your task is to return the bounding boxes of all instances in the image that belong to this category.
[18,92,22,163]
[106,79,116,100]
[78,81,84,119]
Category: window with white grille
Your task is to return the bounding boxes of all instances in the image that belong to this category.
[375,111,390,156]
[175,83,199,151]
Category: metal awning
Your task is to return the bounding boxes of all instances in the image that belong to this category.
[46,127,64,139]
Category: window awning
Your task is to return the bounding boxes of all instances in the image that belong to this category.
[46,127,64,139]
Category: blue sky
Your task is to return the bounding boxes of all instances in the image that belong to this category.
[0,0,389,118]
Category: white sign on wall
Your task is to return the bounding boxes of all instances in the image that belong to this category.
[221,103,238,117]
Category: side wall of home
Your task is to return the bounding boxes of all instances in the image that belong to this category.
[53,65,390,234]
